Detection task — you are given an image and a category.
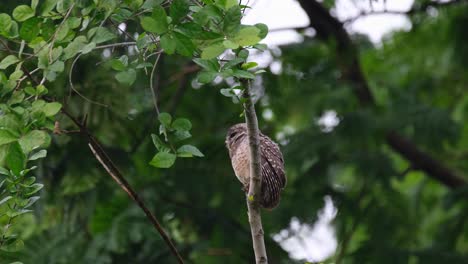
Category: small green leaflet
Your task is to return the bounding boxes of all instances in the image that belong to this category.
[149,152,176,168]
[177,145,204,157]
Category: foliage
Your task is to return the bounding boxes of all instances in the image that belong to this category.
[0,0,467,263]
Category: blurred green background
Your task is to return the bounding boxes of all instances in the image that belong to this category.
[1,0,468,263]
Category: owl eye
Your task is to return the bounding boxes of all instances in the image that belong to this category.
[229,132,237,139]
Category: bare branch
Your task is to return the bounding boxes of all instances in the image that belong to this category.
[94,41,137,50]
[242,80,268,264]
[61,110,185,264]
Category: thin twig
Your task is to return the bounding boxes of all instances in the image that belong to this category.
[68,53,109,107]
[150,52,163,116]
[94,42,137,50]
[49,4,75,61]
[242,79,268,264]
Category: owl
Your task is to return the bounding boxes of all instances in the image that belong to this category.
[225,123,286,209]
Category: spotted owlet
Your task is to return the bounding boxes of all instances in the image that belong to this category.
[225,123,286,209]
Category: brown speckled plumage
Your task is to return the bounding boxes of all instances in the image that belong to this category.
[225,123,286,209]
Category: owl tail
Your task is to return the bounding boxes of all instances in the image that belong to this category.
[260,179,281,209]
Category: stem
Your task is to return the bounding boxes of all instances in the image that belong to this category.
[242,80,268,263]
[150,52,163,116]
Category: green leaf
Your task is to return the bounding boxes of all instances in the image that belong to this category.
[57,0,73,13]
[231,26,261,47]
[223,40,239,49]
[193,4,223,26]
[25,183,44,196]
[174,32,195,57]
[177,145,204,157]
[81,42,96,54]
[7,209,33,218]
[55,22,69,41]
[201,42,225,59]
[176,22,223,40]
[170,0,190,23]
[0,55,20,70]
[142,0,165,9]
[63,36,87,59]
[29,149,47,161]
[0,167,8,176]
[0,14,13,34]
[43,102,62,116]
[222,57,245,69]
[149,152,176,168]
[160,34,177,54]
[111,55,128,71]
[220,88,235,97]
[253,43,267,51]
[254,23,268,39]
[19,130,50,154]
[140,17,158,33]
[115,69,136,85]
[32,0,39,10]
[48,60,64,73]
[10,70,24,81]
[238,49,249,59]
[67,17,81,29]
[172,118,192,131]
[0,196,13,206]
[5,142,25,175]
[41,0,58,16]
[0,238,24,252]
[12,5,35,22]
[124,0,143,10]
[23,196,40,208]
[158,112,172,127]
[173,130,191,141]
[140,6,168,34]
[192,58,219,71]
[7,91,25,106]
[223,6,241,36]
[241,61,258,70]
[0,129,18,146]
[197,71,218,84]
[151,134,170,151]
[215,0,238,9]
[232,69,255,79]
[89,27,116,44]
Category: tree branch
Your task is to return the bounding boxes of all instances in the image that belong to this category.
[242,80,268,263]
[344,0,466,23]
[61,110,185,264]
[297,0,467,188]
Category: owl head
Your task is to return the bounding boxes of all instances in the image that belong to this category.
[225,123,248,155]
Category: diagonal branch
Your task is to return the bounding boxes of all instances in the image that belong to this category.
[297,0,467,188]
[61,110,185,264]
[242,79,268,264]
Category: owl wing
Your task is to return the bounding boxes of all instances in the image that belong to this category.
[260,135,286,188]
[259,135,286,209]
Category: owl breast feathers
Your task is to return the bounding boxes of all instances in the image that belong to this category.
[225,123,286,209]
